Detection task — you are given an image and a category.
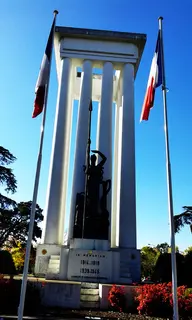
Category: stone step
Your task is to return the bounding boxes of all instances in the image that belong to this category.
[80,294,100,302]
[47,267,59,273]
[50,255,60,260]
[80,301,100,309]
[81,282,99,289]
[48,263,60,269]
[47,255,60,275]
[81,288,99,295]
[49,260,60,265]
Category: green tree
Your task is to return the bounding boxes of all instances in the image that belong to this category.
[0,146,17,208]
[141,246,159,279]
[0,250,16,277]
[152,252,185,285]
[156,242,170,254]
[6,240,36,273]
[174,206,192,233]
[183,251,192,287]
[184,246,192,255]
[0,201,43,247]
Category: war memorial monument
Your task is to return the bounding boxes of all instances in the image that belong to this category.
[34,25,146,292]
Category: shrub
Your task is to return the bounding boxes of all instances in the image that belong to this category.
[108,284,126,312]
[0,279,42,315]
[0,250,16,276]
[135,282,192,318]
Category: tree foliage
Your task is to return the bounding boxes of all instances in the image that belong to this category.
[0,250,16,275]
[0,146,17,208]
[0,201,43,247]
[141,246,159,278]
[152,252,184,285]
[156,242,170,254]
[184,246,192,255]
[174,206,192,233]
[6,240,36,273]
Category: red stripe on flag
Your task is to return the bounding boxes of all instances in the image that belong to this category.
[32,86,46,118]
[140,77,155,121]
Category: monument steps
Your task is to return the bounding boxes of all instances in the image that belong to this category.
[81,282,99,289]
[80,282,100,309]
[81,288,99,295]
[81,294,100,302]
[46,255,60,278]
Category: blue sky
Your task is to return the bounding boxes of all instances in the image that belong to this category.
[0,0,191,251]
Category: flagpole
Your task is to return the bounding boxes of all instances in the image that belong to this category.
[17,10,58,320]
[158,17,179,320]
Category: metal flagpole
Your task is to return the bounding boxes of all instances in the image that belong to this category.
[17,10,58,320]
[82,100,93,239]
[158,17,179,320]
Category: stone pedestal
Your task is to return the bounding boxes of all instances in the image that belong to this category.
[35,245,120,284]
[35,244,61,276]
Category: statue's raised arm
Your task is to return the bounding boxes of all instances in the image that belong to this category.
[91,150,106,168]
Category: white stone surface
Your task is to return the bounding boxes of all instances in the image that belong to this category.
[68,60,93,242]
[55,36,139,74]
[59,247,69,279]
[119,63,136,248]
[67,249,119,283]
[120,248,141,283]
[42,58,72,245]
[69,238,109,250]
[34,244,61,276]
[96,62,113,241]
[111,80,122,248]
[41,282,81,309]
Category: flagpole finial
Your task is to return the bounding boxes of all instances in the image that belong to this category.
[158,16,163,21]
[53,10,59,16]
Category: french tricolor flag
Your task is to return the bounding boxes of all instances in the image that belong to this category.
[32,16,56,118]
[140,32,162,121]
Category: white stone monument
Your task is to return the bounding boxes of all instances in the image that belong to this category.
[35,26,146,284]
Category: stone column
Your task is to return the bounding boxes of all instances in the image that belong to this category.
[119,63,136,248]
[111,81,122,248]
[42,58,72,244]
[96,61,113,240]
[68,60,92,241]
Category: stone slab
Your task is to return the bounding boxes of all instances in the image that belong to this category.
[67,249,113,282]
[41,282,81,309]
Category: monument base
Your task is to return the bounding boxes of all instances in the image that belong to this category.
[35,244,120,283]
[28,278,138,310]
[119,248,141,283]
[35,243,140,284]
[69,238,109,250]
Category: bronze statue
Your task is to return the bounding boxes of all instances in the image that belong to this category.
[73,149,111,240]
[86,150,106,217]
[72,98,111,239]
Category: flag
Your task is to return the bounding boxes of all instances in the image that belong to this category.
[32,16,56,118]
[140,31,162,121]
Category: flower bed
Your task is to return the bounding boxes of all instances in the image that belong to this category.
[135,282,192,318]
